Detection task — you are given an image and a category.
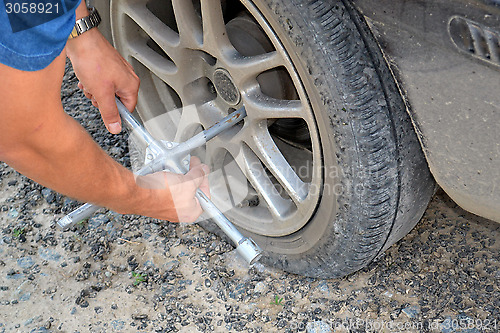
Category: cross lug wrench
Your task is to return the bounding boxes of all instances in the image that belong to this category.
[57,98,262,265]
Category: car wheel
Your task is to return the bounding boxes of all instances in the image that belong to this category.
[104,0,435,278]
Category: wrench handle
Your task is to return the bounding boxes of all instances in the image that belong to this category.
[196,190,262,265]
[56,203,101,230]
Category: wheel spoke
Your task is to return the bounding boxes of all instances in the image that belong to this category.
[145,76,182,140]
[245,128,309,204]
[200,0,233,53]
[227,51,285,86]
[122,1,180,58]
[173,104,204,143]
[243,90,306,119]
[128,40,179,89]
[171,0,203,47]
[240,149,293,217]
[236,147,293,217]
[206,135,291,217]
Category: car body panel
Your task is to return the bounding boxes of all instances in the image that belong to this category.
[353,0,500,222]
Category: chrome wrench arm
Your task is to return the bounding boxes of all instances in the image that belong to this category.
[58,100,245,228]
[57,98,262,265]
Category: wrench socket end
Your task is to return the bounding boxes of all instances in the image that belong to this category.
[237,238,263,266]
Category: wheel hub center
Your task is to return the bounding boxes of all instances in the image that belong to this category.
[213,68,241,106]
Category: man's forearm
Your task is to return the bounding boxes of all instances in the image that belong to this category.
[74,0,90,20]
[0,52,149,215]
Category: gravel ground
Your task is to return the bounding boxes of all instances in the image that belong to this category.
[0,63,498,333]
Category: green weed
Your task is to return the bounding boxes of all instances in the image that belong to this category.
[132,271,146,286]
[12,227,25,238]
[270,295,284,306]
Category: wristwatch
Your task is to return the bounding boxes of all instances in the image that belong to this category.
[68,7,101,39]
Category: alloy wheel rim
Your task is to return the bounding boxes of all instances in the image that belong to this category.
[111,0,323,236]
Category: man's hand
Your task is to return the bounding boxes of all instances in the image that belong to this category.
[136,157,210,223]
[66,28,140,134]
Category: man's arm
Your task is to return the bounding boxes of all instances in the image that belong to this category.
[66,2,139,134]
[0,51,208,222]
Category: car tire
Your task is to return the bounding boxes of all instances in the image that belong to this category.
[97,0,435,278]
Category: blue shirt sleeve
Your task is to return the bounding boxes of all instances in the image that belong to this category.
[0,0,81,71]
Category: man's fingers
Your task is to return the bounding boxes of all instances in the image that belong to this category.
[122,58,136,74]
[198,173,210,199]
[78,82,93,100]
[189,156,210,198]
[116,92,138,114]
[116,65,140,113]
[176,197,203,223]
[94,88,122,134]
[189,156,202,169]
[186,164,208,188]
[186,157,209,189]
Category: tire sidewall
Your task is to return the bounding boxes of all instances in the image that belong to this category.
[241,0,371,274]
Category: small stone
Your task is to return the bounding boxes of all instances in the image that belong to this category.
[75,296,88,308]
[111,320,125,331]
[8,209,19,219]
[88,214,109,230]
[41,189,56,204]
[128,256,138,270]
[44,287,57,295]
[70,307,77,315]
[75,269,89,282]
[164,260,179,272]
[91,283,103,292]
[253,282,266,293]
[38,248,61,262]
[306,321,332,333]
[111,304,118,310]
[402,305,420,319]
[94,306,103,314]
[17,257,35,269]
[132,314,148,320]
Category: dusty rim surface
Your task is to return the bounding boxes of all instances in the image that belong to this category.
[0,63,499,333]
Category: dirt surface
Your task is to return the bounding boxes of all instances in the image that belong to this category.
[0,64,498,333]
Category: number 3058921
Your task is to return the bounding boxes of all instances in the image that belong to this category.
[5,2,59,14]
